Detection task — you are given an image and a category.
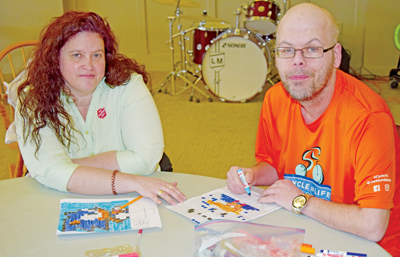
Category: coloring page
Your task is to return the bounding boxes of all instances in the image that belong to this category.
[167,187,281,225]
[57,197,161,235]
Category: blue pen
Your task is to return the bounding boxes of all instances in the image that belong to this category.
[237,169,251,196]
[319,249,367,257]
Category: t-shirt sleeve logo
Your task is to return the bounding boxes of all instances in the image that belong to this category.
[97,107,107,119]
[367,174,392,193]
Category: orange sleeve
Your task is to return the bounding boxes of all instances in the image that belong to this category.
[352,112,396,209]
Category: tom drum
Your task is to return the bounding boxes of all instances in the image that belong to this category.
[245,0,281,35]
[192,21,231,65]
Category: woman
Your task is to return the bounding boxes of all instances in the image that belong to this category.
[16,11,185,205]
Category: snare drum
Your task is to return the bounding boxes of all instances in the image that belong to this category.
[245,0,281,35]
[202,29,270,102]
[192,21,231,65]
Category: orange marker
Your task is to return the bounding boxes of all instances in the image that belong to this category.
[116,195,143,213]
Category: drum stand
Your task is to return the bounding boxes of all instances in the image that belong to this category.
[236,7,276,87]
[156,3,212,102]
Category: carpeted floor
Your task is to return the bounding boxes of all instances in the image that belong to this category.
[364,78,400,125]
[150,71,273,179]
[1,71,399,181]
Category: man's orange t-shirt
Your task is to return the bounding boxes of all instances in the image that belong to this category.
[256,70,399,256]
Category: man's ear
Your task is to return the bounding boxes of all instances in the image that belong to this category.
[333,43,342,69]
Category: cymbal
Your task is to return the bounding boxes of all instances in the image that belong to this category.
[152,0,201,8]
[193,20,232,30]
[182,14,227,23]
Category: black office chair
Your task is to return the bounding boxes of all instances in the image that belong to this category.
[389,56,399,89]
[389,23,400,89]
[159,152,173,172]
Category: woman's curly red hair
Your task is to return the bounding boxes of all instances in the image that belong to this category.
[18,11,150,155]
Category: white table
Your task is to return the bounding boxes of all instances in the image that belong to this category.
[0,172,391,257]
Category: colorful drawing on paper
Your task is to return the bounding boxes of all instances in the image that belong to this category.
[57,198,162,235]
[59,200,131,233]
[167,187,281,225]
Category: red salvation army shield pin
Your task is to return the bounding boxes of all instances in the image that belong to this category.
[97,108,106,119]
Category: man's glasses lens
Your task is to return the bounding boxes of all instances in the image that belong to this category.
[274,46,334,59]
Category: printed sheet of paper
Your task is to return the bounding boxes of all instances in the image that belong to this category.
[57,198,162,235]
[167,187,281,225]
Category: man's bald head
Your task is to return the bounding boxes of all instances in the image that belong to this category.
[277,3,339,46]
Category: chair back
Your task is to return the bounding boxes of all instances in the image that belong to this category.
[0,40,37,178]
[0,40,37,100]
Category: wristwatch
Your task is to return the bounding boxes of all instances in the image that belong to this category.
[292,194,314,214]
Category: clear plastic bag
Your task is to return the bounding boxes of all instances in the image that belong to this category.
[194,220,305,257]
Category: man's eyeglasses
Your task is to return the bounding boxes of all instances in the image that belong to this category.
[274,45,335,59]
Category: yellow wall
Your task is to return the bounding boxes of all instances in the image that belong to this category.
[1,0,399,76]
[364,0,400,75]
[0,0,63,51]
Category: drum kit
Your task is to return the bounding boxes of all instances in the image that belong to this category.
[155,0,287,103]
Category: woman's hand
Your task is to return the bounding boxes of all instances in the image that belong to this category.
[129,175,186,205]
[67,167,186,205]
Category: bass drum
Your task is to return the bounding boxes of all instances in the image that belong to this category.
[202,29,269,102]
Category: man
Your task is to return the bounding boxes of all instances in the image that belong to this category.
[226,3,399,256]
